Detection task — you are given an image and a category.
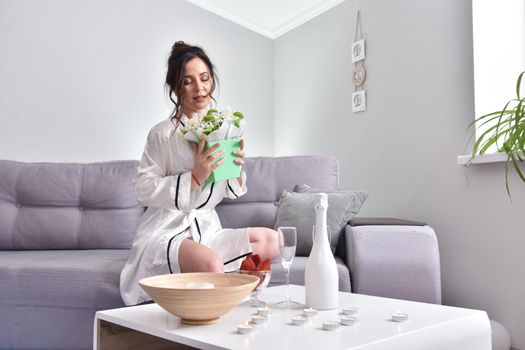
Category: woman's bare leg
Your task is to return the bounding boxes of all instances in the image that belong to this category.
[178,239,224,273]
[178,229,278,272]
[248,227,279,259]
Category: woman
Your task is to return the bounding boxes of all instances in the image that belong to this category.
[120,41,279,305]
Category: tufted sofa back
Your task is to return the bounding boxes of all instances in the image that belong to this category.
[0,156,339,250]
[0,160,142,250]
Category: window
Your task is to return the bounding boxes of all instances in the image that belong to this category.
[471,0,525,154]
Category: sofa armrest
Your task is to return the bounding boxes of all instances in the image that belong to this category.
[349,217,427,226]
[344,218,441,304]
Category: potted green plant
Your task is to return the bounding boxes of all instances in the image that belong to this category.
[468,71,525,197]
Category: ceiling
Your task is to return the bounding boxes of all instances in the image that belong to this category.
[185,0,346,39]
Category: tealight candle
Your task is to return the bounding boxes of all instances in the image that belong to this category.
[251,315,267,324]
[323,321,340,331]
[185,282,214,289]
[340,315,358,326]
[391,312,408,322]
[303,307,318,317]
[257,306,271,317]
[237,323,254,334]
[292,315,308,326]
[342,306,358,316]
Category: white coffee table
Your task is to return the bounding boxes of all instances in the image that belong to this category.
[94,285,491,350]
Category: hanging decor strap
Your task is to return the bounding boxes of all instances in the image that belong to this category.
[355,11,363,42]
[352,10,366,89]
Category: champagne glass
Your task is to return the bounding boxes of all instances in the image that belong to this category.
[276,226,300,308]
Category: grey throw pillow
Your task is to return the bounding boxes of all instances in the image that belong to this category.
[274,186,367,256]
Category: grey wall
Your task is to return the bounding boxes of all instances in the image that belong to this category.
[275,0,525,348]
[0,0,274,162]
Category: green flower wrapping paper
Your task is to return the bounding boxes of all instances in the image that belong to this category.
[180,107,245,183]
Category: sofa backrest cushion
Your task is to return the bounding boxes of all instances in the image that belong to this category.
[0,160,142,250]
[0,156,339,250]
[217,156,339,229]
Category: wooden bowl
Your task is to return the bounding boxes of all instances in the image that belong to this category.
[139,273,259,325]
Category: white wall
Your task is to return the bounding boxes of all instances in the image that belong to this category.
[275,0,525,349]
[0,0,274,162]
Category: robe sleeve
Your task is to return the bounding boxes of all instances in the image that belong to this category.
[224,170,247,199]
[133,127,194,210]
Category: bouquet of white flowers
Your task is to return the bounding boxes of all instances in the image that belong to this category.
[180,106,245,143]
[180,107,246,184]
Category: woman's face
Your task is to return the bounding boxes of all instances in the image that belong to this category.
[180,57,213,117]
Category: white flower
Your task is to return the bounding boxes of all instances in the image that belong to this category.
[179,107,245,142]
[224,106,234,119]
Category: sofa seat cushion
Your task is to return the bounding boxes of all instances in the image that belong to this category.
[269,256,351,292]
[0,250,129,349]
[0,250,129,310]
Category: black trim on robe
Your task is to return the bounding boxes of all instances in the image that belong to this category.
[196,182,214,209]
[174,174,182,210]
[194,218,202,243]
[223,252,252,266]
[227,180,239,198]
[167,226,190,273]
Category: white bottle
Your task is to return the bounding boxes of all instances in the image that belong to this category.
[305,193,339,309]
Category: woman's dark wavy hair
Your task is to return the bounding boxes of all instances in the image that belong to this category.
[165,41,218,124]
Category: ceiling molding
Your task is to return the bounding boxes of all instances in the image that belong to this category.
[185,0,346,39]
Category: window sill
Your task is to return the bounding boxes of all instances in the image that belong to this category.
[457,153,510,165]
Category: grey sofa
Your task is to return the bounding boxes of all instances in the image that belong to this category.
[0,155,440,350]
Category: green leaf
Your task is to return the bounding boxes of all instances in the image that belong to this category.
[233,111,244,119]
[510,152,525,183]
[468,111,504,130]
[517,71,525,100]
[518,125,525,153]
[478,128,511,155]
[472,111,511,133]
[495,101,514,140]
[505,155,512,199]
[472,124,510,155]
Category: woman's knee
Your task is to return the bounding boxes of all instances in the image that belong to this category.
[266,229,279,257]
[204,254,224,273]
[249,227,279,258]
[179,240,224,273]
[267,228,279,246]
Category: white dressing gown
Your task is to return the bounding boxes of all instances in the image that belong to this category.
[120,115,251,305]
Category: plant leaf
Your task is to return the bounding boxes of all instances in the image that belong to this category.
[467,71,525,197]
[478,128,511,155]
[510,151,525,183]
[472,122,511,155]
[505,155,512,199]
[517,71,525,100]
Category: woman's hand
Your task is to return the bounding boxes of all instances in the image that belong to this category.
[191,137,224,186]
[234,139,245,166]
[234,139,245,186]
